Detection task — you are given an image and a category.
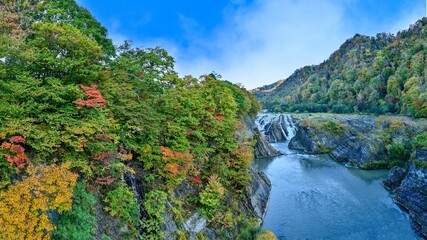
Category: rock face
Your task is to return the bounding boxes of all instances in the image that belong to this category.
[287,116,423,166]
[386,150,427,239]
[241,115,281,158]
[243,168,272,223]
[383,166,406,189]
[162,168,272,240]
[253,128,281,158]
[289,121,386,165]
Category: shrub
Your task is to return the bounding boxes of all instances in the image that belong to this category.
[199,175,225,220]
[141,190,167,239]
[386,142,410,167]
[359,160,389,170]
[256,230,278,240]
[103,183,140,236]
[413,133,427,149]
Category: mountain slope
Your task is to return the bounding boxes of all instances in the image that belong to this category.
[254,18,427,117]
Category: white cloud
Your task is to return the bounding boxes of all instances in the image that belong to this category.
[171,0,424,89]
[172,0,349,89]
[97,0,425,89]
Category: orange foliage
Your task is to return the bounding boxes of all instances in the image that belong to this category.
[216,115,225,121]
[165,163,180,176]
[119,153,133,161]
[93,151,114,162]
[160,146,192,159]
[74,84,106,108]
[0,162,78,240]
[96,175,114,185]
[160,146,194,182]
[231,144,253,163]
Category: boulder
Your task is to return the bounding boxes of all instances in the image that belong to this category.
[183,212,207,240]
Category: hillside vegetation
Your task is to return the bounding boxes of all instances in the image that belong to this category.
[254,18,427,118]
[0,1,262,239]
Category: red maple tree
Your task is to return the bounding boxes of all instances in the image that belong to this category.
[74,84,106,108]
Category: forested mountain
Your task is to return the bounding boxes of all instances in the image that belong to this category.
[0,1,265,239]
[254,18,427,117]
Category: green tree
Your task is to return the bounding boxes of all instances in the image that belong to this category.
[53,181,96,240]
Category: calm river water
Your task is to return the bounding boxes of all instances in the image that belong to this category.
[254,142,416,240]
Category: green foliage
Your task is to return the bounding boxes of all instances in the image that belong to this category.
[0,2,263,239]
[300,119,345,136]
[28,22,103,83]
[199,175,225,220]
[255,18,427,118]
[321,120,345,135]
[237,226,261,240]
[26,0,115,56]
[414,160,427,169]
[237,226,278,240]
[413,133,427,149]
[256,230,278,240]
[359,160,389,170]
[103,183,140,234]
[386,142,411,167]
[53,181,96,240]
[141,190,167,240]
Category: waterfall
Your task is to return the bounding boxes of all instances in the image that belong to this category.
[278,115,289,140]
[256,113,297,142]
[124,172,144,230]
[284,114,297,140]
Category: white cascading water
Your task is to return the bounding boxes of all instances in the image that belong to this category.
[256,113,297,142]
[284,114,297,140]
[256,113,278,135]
[277,114,296,141]
[278,115,288,141]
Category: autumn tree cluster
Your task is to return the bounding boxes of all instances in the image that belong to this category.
[0,1,261,239]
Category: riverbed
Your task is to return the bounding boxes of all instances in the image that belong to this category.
[254,142,416,240]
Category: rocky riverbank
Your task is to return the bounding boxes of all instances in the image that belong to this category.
[385,149,427,239]
[259,113,427,239]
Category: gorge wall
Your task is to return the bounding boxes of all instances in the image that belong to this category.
[385,149,427,239]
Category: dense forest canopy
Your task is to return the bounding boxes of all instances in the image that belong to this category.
[0,1,262,239]
[254,18,427,118]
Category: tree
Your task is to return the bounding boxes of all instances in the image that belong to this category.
[53,181,96,240]
[27,22,102,83]
[0,162,78,240]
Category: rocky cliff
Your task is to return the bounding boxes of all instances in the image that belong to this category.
[385,149,427,239]
[289,116,387,166]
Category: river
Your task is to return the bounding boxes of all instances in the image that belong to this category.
[253,114,417,240]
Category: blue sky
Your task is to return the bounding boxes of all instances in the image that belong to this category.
[76,0,425,89]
